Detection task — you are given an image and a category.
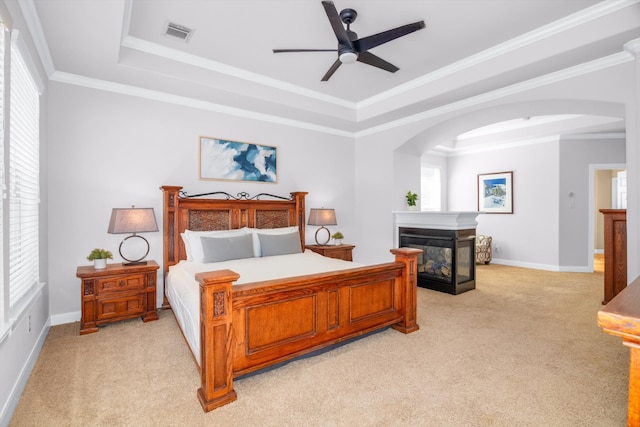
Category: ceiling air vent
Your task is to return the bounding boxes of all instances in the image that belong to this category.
[164,22,194,42]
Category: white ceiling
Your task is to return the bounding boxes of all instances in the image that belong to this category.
[19,0,640,148]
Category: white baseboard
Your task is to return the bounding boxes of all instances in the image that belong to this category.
[489,258,591,273]
[0,320,50,427]
[50,311,80,326]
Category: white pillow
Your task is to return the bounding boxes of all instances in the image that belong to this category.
[182,228,249,263]
[248,226,299,257]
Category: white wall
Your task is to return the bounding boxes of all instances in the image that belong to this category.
[46,82,356,320]
[443,137,626,271]
[447,140,561,269]
[559,137,626,268]
[393,151,421,211]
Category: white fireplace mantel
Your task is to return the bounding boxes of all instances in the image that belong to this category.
[393,211,482,232]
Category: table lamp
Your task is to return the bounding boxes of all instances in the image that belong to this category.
[308,208,337,245]
[107,206,158,265]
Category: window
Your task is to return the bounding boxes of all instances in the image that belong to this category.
[7,29,40,311]
[0,23,4,322]
[421,165,441,211]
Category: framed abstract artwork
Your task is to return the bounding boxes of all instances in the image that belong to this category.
[477,171,513,214]
[199,137,277,183]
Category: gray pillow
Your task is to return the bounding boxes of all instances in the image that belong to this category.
[201,233,255,263]
[258,232,302,257]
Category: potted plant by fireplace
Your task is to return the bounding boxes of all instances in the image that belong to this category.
[87,248,113,270]
[406,191,418,210]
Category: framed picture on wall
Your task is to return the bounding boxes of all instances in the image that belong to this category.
[477,171,513,214]
[199,136,277,183]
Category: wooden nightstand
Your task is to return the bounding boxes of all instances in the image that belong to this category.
[77,261,160,335]
[306,244,355,261]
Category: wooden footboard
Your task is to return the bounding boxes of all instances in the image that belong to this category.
[195,247,421,412]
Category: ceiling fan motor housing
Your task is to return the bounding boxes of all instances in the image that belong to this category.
[339,8,357,24]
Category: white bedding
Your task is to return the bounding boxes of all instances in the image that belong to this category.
[166,249,362,365]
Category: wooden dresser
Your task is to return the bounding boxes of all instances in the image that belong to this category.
[600,209,626,304]
[306,244,355,261]
[598,277,640,425]
[77,261,159,335]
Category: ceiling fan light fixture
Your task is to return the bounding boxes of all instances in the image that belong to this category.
[339,51,358,64]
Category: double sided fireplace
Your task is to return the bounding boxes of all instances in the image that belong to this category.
[394,211,480,295]
[399,227,475,295]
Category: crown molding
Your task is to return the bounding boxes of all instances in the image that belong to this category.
[624,37,640,53]
[17,0,54,77]
[357,0,640,109]
[561,132,626,140]
[49,48,631,140]
[356,51,634,138]
[16,0,636,140]
[120,34,355,110]
[442,132,626,157]
[442,135,561,157]
[50,71,354,138]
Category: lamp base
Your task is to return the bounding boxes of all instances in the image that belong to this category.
[123,260,148,266]
[119,234,151,265]
[314,226,331,245]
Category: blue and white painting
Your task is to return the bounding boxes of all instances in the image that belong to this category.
[478,172,513,213]
[200,137,277,182]
[482,177,507,208]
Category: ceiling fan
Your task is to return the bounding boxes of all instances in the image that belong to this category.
[273,1,426,81]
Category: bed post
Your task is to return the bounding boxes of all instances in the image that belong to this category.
[291,191,307,250]
[160,186,182,270]
[195,269,240,412]
[390,248,422,334]
[160,186,182,308]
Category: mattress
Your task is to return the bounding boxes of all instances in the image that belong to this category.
[166,249,362,365]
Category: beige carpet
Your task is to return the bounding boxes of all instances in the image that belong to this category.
[11,264,629,426]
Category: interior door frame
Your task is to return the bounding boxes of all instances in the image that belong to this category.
[588,163,626,272]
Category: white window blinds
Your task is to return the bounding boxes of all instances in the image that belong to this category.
[9,33,39,307]
[0,24,5,317]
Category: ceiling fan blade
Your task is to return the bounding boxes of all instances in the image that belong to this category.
[353,21,426,52]
[321,59,342,81]
[273,49,337,53]
[357,51,399,73]
[322,1,353,48]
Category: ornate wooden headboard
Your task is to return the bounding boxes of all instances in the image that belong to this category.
[160,186,307,276]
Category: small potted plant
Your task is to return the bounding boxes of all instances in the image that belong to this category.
[406,191,418,210]
[87,248,113,270]
[332,231,344,245]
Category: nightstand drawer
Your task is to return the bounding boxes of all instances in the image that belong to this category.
[97,273,145,293]
[320,248,351,261]
[97,293,145,320]
[306,244,355,261]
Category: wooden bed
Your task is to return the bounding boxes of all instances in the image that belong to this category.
[161,186,421,412]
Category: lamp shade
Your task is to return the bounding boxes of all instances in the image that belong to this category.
[308,208,337,226]
[107,208,159,234]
